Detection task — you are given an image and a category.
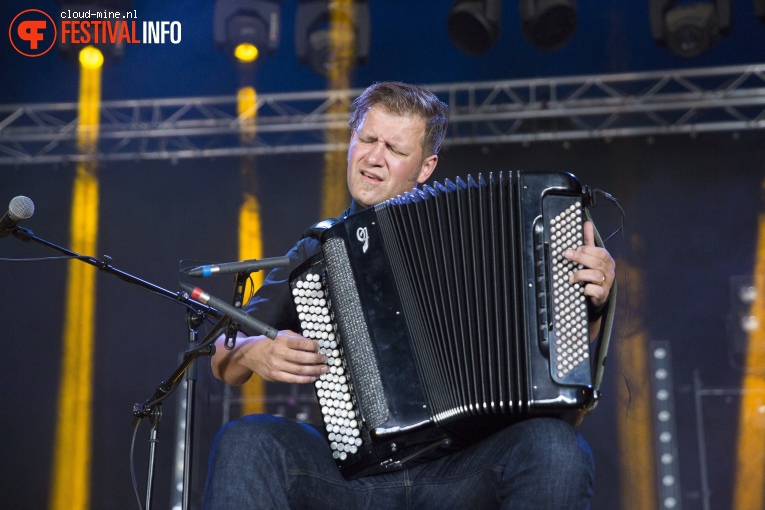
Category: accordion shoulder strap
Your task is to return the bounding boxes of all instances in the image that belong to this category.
[586,209,617,399]
[301,204,354,241]
[301,217,342,241]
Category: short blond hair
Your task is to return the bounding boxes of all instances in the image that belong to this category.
[349,82,449,156]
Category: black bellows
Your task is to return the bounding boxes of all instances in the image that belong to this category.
[375,173,524,421]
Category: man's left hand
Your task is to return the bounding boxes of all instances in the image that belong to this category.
[564,220,615,309]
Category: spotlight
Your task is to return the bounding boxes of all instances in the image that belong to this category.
[446,0,502,55]
[727,276,763,369]
[518,0,578,51]
[649,0,731,58]
[79,45,104,69]
[214,0,280,64]
[234,42,259,63]
[294,0,370,77]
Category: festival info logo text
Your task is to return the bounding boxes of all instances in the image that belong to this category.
[10,8,181,57]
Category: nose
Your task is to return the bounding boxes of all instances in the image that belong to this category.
[364,141,385,165]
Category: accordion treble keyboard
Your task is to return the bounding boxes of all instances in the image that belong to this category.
[291,271,366,463]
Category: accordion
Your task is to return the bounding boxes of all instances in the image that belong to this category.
[290,170,606,479]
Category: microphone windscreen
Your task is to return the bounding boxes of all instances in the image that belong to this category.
[9,196,34,221]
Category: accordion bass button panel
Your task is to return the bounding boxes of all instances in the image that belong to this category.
[547,201,591,385]
[291,269,365,462]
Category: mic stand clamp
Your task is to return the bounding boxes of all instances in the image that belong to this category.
[224,271,250,350]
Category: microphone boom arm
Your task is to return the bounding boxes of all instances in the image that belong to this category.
[12,226,220,318]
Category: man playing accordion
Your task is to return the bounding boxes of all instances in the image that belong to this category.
[203,81,615,510]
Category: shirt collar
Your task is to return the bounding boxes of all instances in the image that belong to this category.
[343,199,364,220]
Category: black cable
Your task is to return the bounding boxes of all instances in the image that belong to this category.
[130,417,145,510]
[590,188,626,243]
[0,255,92,262]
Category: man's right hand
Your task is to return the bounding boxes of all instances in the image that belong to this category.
[211,330,328,386]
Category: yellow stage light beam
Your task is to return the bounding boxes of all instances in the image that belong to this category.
[236,86,266,416]
[49,45,102,510]
[732,177,765,510]
[616,248,658,510]
[321,0,355,220]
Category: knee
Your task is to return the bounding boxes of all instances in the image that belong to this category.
[213,414,308,458]
[212,414,325,458]
[488,419,594,506]
[219,414,273,437]
[499,418,594,480]
[204,415,301,506]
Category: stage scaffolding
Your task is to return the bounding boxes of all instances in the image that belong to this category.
[1,63,764,165]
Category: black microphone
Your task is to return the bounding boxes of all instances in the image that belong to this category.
[180,282,278,339]
[0,196,34,238]
[183,256,290,277]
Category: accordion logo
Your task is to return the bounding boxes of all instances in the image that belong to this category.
[356,227,369,253]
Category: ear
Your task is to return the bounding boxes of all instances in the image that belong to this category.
[416,155,438,184]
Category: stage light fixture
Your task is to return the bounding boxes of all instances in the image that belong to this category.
[518,0,578,51]
[295,0,370,77]
[649,0,731,58]
[446,0,502,55]
[214,0,280,65]
[755,0,765,23]
[56,1,132,63]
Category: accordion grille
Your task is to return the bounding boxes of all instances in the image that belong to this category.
[323,237,390,428]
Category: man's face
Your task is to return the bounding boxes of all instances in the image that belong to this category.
[347,106,438,208]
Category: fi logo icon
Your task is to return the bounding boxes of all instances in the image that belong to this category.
[9,9,58,57]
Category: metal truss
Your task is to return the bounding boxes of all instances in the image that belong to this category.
[1,63,764,165]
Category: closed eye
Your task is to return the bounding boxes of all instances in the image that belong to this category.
[387,144,407,156]
[358,135,408,156]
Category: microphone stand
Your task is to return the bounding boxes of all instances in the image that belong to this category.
[10,225,268,510]
[132,315,228,510]
[182,310,203,510]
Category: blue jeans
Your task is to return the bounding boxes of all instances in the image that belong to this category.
[202,415,594,509]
